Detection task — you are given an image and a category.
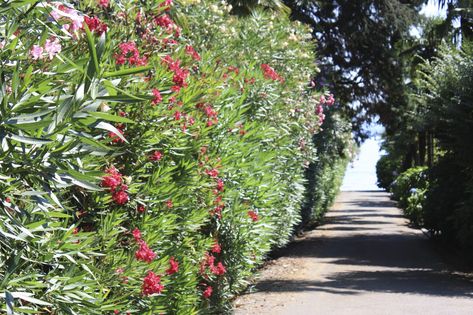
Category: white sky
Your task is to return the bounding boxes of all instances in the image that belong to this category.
[420,0,447,18]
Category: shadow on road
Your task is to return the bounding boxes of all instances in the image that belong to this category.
[263,191,473,299]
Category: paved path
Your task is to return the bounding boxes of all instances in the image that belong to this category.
[233,191,473,315]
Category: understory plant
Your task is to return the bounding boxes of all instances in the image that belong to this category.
[0,0,349,314]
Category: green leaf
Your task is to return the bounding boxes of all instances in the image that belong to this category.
[94,121,127,143]
[88,111,135,124]
[103,65,153,78]
[7,134,52,145]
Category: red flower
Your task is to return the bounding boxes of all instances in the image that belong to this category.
[248,210,259,222]
[152,89,162,105]
[211,242,221,254]
[216,179,224,192]
[142,271,164,296]
[114,310,119,315]
[102,167,123,190]
[166,199,173,208]
[112,190,129,205]
[206,169,219,178]
[150,151,163,161]
[261,64,284,82]
[137,205,146,213]
[108,129,125,144]
[132,228,142,241]
[135,241,156,263]
[185,45,201,61]
[172,68,189,87]
[99,0,109,8]
[210,262,226,275]
[84,16,108,36]
[166,256,179,275]
[174,111,182,121]
[202,285,213,298]
[155,14,174,28]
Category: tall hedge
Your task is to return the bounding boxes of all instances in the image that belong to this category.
[0,1,350,314]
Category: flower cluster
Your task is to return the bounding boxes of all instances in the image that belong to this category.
[166,256,179,275]
[142,271,164,296]
[101,166,129,205]
[196,103,219,127]
[133,228,156,263]
[162,55,189,92]
[261,63,284,82]
[84,16,108,36]
[30,38,61,60]
[247,210,259,222]
[114,41,148,66]
[185,45,201,61]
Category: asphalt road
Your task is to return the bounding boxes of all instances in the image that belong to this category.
[233,191,473,315]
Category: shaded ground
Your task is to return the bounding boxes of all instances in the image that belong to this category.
[233,191,473,315]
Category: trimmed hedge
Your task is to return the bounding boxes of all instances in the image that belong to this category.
[0,1,351,314]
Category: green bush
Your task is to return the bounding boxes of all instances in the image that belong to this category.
[391,166,428,224]
[376,154,401,190]
[0,1,350,314]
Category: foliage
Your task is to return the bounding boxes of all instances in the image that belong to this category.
[0,0,349,314]
[284,0,425,139]
[390,167,428,226]
[376,154,401,190]
[300,110,352,226]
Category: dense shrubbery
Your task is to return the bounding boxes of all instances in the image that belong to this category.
[378,45,473,258]
[0,1,350,313]
[391,167,428,226]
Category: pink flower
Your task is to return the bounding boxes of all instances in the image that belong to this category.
[216,179,224,192]
[101,168,123,190]
[112,190,129,205]
[174,111,182,121]
[84,16,108,36]
[151,89,162,105]
[99,0,109,8]
[261,64,284,82]
[30,45,43,60]
[135,241,156,263]
[202,285,213,298]
[185,45,201,61]
[206,169,219,178]
[44,38,61,60]
[211,242,221,254]
[132,228,142,241]
[166,257,179,275]
[155,14,173,29]
[150,151,163,161]
[210,262,226,275]
[142,271,164,296]
[166,199,173,208]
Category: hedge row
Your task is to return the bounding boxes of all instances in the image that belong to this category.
[0,1,350,314]
[377,46,473,259]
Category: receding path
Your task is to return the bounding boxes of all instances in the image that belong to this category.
[233,191,473,315]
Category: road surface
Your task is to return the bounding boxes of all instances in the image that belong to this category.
[233,191,473,315]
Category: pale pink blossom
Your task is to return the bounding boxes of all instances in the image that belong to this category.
[30,45,44,60]
[44,38,61,60]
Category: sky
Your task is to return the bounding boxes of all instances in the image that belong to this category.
[420,0,447,18]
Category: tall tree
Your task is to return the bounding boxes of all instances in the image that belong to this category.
[284,0,424,139]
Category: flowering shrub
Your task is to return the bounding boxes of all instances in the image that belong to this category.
[0,1,350,314]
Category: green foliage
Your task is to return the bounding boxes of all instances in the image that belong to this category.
[376,154,400,190]
[390,167,428,226]
[0,0,351,314]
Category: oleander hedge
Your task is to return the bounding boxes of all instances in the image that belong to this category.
[0,1,350,314]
